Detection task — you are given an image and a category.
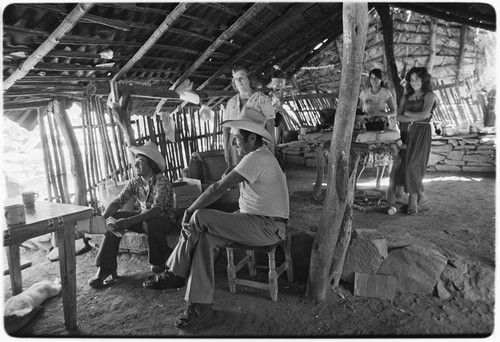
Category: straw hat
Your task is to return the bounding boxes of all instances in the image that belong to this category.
[129,141,166,172]
[221,107,273,142]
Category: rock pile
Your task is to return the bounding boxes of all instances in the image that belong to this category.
[340,228,494,302]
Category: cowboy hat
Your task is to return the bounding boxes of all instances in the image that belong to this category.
[221,107,273,142]
[129,141,166,172]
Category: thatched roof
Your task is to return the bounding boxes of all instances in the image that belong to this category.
[2,2,496,130]
[293,6,496,93]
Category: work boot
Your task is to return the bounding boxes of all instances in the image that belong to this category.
[88,267,118,288]
[175,303,214,328]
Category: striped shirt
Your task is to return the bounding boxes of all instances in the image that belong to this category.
[112,173,176,223]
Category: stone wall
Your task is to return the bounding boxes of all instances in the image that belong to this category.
[427,134,496,173]
[278,132,496,173]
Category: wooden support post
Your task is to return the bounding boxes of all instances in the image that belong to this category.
[38,108,54,202]
[306,2,368,301]
[330,153,360,289]
[374,3,403,103]
[53,97,87,206]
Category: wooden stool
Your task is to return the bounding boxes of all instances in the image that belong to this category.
[225,233,293,301]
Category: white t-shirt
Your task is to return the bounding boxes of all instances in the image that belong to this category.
[233,146,289,219]
[359,87,398,131]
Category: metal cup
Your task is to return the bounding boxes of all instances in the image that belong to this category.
[4,204,26,227]
[22,191,39,207]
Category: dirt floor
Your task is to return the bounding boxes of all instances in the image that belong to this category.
[2,165,496,338]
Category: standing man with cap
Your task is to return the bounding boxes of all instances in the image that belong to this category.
[143,107,289,329]
[88,141,176,288]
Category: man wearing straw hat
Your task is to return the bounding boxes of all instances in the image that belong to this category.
[88,141,176,288]
[143,107,289,328]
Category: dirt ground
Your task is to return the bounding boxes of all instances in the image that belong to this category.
[2,165,496,338]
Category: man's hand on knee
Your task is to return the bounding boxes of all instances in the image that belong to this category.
[180,223,193,240]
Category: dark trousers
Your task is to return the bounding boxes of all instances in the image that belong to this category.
[94,211,174,269]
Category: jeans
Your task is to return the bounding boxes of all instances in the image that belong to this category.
[94,211,174,269]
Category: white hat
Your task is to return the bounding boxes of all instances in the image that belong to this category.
[221,107,273,142]
[129,141,166,172]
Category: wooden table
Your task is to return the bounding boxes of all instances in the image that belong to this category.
[3,200,93,329]
[312,140,398,199]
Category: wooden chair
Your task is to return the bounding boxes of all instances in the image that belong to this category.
[225,233,293,301]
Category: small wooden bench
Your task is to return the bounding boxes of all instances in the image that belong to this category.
[225,233,293,301]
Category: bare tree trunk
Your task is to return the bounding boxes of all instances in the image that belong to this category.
[329,154,359,289]
[108,92,135,147]
[53,98,87,206]
[306,3,368,301]
[427,19,438,73]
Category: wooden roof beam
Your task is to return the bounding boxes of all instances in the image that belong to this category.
[40,37,229,57]
[4,99,51,110]
[155,2,269,113]
[253,16,340,74]
[100,3,254,39]
[110,2,192,100]
[393,3,495,31]
[205,2,267,30]
[4,46,225,67]
[171,2,268,91]
[252,6,342,74]
[85,82,237,99]
[17,3,130,31]
[200,2,314,88]
[3,3,94,91]
[285,27,343,77]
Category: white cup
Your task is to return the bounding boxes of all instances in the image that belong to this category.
[5,204,26,227]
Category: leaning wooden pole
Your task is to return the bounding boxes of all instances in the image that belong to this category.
[46,107,66,203]
[427,19,438,73]
[38,107,54,202]
[306,2,368,301]
[3,3,94,90]
[374,3,403,103]
[53,97,88,206]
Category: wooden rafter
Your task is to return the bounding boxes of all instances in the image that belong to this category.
[253,8,342,73]
[200,2,314,88]
[171,2,268,91]
[3,3,94,91]
[394,3,495,31]
[99,3,255,40]
[285,35,339,79]
[155,2,269,113]
[110,2,192,95]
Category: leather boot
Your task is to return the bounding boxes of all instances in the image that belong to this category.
[88,267,118,288]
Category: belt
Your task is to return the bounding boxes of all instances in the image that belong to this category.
[264,216,288,224]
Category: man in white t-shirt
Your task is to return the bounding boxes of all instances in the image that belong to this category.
[143,107,289,329]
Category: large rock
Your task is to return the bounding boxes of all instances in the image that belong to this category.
[428,153,446,166]
[385,232,437,251]
[447,150,465,160]
[430,144,453,154]
[441,257,495,302]
[341,229,387,283]
[378,245,447,295]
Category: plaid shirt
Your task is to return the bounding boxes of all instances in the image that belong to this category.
[112,173,175,223]
[224,91,275,121]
